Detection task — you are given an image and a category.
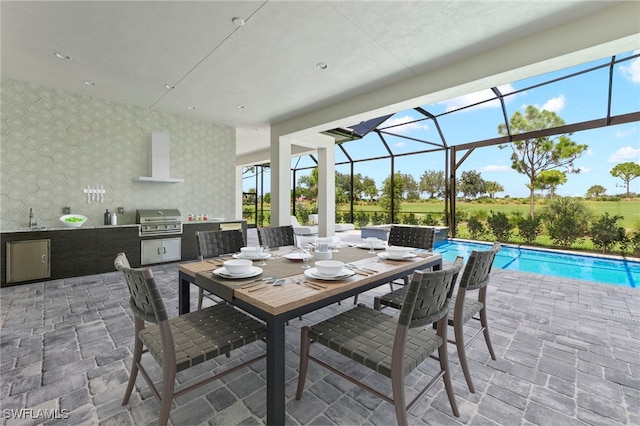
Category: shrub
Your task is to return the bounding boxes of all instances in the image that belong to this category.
[590,213,626,253]
[487,211,513,242]
[355,211,369,227]
[547,216,584,249]
[402,213,419,225]
[467,217,486,239]
[422,213,440,226]
[540,197,592,248]
[517,216,541,245]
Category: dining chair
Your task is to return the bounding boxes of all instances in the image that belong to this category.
[353,224,438,305]
[114,253,266,426]
[257,225,295,248]
[290,215,318,235]
[388,224,437,251]
[296,258,463,426]
[448,241,501,393]
[195,229,246,310]
[374,242,501,393]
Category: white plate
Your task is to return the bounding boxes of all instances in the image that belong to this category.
[233,253,272,260]
[377,252,417,261]
[212,266,263,279]
[304,268,356,281]
[283,252,313,261]
[356,243,386,250]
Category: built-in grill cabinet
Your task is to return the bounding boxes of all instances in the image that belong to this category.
[136,209,182,265]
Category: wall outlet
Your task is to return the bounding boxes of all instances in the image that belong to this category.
[63,207,71,214]
[117,207,124,214]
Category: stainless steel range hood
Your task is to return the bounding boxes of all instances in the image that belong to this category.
[133,132,184,183]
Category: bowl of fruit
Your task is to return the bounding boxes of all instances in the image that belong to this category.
[60,214,87,227]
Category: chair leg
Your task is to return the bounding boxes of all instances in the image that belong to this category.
[123,318,144,405]
[480,307,497,360]
[439,321,459,417]
[295,327,311,400]
[454,319,475,393]
[197,288,204,310]
[353,294,359,305]
[373,297,381,311]
[391,364,408,426]
[158,364,176,426]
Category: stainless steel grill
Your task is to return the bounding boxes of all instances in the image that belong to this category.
[136,209,182,237]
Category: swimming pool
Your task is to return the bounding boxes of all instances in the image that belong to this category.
[434,240,640,288]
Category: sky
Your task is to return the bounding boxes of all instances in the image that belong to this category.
[246,50,640,199]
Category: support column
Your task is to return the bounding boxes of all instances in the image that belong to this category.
[235,165,243,220]
[317,138,335,237]
[270,133,292,227]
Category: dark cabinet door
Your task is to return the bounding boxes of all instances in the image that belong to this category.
[97,227,141,270]
[50,229,98,279]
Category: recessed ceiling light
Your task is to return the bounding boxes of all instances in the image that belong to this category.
[187,106,197,110]
[164,84,176,89]
[54,52,72,60]
[236,104,245,109]
[232,17,245,27]
[83,80,97,86]
[316,62,328,70]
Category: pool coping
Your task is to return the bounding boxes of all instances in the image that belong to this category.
[445,238,640,264]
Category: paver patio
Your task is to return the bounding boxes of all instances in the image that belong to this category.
[1,230,638,425]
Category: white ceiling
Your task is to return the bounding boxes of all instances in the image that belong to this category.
[1,1,639,160]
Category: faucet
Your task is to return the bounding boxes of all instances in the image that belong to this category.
[29,208,37,228]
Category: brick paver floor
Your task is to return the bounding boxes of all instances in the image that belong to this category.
[1,232,638,425]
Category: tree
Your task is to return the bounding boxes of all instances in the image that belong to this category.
[458,170,486,200]
[419,170,445,198]
[534,170,567,198]
[498,105,588,217]
[585,185,607,198]
[610,162,640,197]
[484,181,504,198]
[362,176,378,201]
[380,172,407,219]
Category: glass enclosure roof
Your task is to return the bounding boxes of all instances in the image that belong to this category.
[244,49,639,201]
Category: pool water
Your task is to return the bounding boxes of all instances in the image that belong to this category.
[434,240,640,288]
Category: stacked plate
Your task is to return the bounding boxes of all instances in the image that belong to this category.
[212,266,263,279]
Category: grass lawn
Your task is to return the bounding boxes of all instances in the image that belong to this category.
[345,199,640,230]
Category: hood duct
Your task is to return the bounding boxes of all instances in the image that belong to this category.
[134,132,184,183]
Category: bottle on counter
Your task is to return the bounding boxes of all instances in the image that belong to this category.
[111,212,117,225]
[104,209,111,225]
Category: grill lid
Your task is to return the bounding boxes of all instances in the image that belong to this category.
[136,209,181,223]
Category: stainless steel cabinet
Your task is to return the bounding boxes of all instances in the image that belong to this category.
[141,237,181,265]
[6,239,50,283]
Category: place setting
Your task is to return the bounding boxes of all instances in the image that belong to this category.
[377,246,418,261]
[211,259,263,279]
[303,260,356,281]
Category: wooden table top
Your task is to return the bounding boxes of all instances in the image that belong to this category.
[183,247,442,316]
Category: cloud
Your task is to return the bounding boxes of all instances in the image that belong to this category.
[578,166,591,173]
[381,115,429,133]
[540,95,566,113]
[619,51,640,84]
[615,126,638,138]
[608,146,640,163]
[479,164,512,172]
[394,141,406,148]
[438,84,516,112]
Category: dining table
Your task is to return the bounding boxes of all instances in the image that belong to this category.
[178,245,443,425]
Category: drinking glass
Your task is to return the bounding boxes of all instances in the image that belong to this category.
[366,237,378,254]
[301,244,312,269]
[258,245,269,266]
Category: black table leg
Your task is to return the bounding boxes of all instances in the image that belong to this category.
[266,316,287,426]
[178,272,191,314]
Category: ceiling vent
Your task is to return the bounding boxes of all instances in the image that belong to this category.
[133,132,184,183]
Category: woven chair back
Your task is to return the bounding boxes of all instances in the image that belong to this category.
[258,225,295,247]
[114,252,167,324]
[388,225,436,250]
[196,229,245,260]
[398,257,463,328]
[459,242,501,290]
